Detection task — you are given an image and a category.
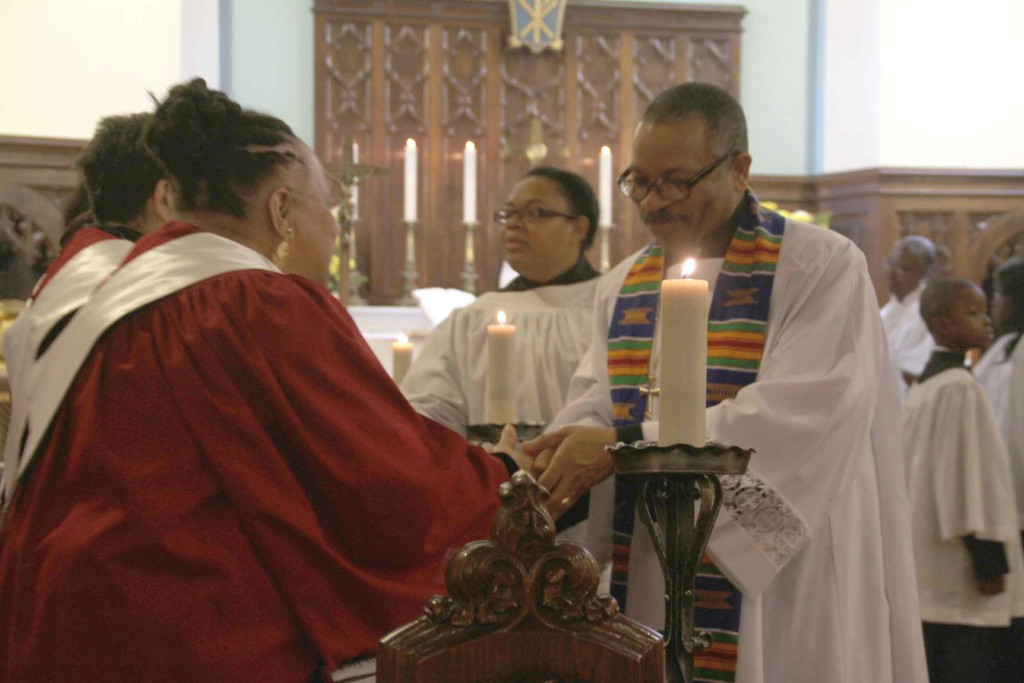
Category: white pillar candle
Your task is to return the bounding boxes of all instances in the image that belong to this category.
[599,145,613,227]
[392,332,413,385]
[351,141,359,221]
[485,310,517,424]
[403,138,417,222]
[658,258,708,447]
[463,141,477,224]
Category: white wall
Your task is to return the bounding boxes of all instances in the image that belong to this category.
[878,0,1024,169]
[820,0,882,172]
[225,0,315,146]
[822,0,1024,172]
[0,0,188,139]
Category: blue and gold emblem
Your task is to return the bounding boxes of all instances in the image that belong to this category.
[508,0,568,53]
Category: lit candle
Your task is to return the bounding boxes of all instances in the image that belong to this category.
[403,138,417,222]
[658,258,708,446]
[485,310,517,424]
[351,141,359,221]
[599,145,613,227]
[392,332,414,385]
[463,141,477,224]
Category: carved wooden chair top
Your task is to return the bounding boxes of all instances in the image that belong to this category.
[377,471,664,683]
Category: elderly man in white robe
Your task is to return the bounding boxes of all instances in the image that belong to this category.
[400,166,600,437]
[881,234,938,388]
[523,83,929,683]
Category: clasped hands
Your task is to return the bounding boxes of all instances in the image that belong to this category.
[495,424,618,520]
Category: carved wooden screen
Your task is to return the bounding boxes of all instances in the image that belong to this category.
[314,0,745,304]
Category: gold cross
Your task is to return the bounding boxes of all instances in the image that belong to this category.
[321,135,389,302]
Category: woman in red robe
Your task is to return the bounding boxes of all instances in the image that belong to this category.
[0,79,519,683]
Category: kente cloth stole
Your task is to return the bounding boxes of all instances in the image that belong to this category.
[606,197,785,682]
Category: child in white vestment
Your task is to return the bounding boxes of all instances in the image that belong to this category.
[903,277,1024,683]
[974,256,1024,676]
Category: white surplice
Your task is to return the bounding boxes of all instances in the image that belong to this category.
[401,279,597,435]
[881,280,934,379]
[550,219,929,683]
[903,366,1024,625]
[974,333,1024,528]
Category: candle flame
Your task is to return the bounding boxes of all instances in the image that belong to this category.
[466,141,475,152]
[397,332,409,344]
[600,145,611,155]
[681,258,697,278]
[406,138,416,149]
[496,310,507,325]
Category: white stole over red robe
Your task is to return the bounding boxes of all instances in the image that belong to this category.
[2,227,133,504]
[0,222,509,683]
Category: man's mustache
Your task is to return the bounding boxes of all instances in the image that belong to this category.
[639,207,676,225]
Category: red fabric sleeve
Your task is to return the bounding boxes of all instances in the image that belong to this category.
[147,271,507,665]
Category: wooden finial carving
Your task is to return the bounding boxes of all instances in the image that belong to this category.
[425,470,617,631]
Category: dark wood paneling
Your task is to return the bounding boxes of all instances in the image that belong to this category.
[812,168,1024,303]
[314,0,746,303]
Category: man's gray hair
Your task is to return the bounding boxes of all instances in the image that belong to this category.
[642,82,748,155]
[897,235,938,276]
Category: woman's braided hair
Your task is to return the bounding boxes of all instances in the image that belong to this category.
[145,78,299,219]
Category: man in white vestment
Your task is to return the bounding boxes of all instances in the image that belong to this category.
[401,166,600,436]
[881,235,938,387]
[902,277,1024,683]
[524,83,929,683]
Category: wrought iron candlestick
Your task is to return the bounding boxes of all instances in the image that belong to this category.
[465,422,545,447]
[610,440,752,683]
[461,219,479,294]
[398,219,419,306]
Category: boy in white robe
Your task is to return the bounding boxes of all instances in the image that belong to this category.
[903,277,1024,683]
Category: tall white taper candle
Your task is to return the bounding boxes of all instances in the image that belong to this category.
[599,145,613,227]
[403,138,417,222]
[463,141,477,224]
[658,258,708,446]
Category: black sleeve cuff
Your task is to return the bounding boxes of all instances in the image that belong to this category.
[963,535,1010,582]
[489,453,589,533]
[491,451,519,478]
[555,492,590,533]
[616,424,644,444]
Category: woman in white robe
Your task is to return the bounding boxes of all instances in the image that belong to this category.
[401,166,601,437]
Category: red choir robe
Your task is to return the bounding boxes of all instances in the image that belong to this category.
[0,223,508,683]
